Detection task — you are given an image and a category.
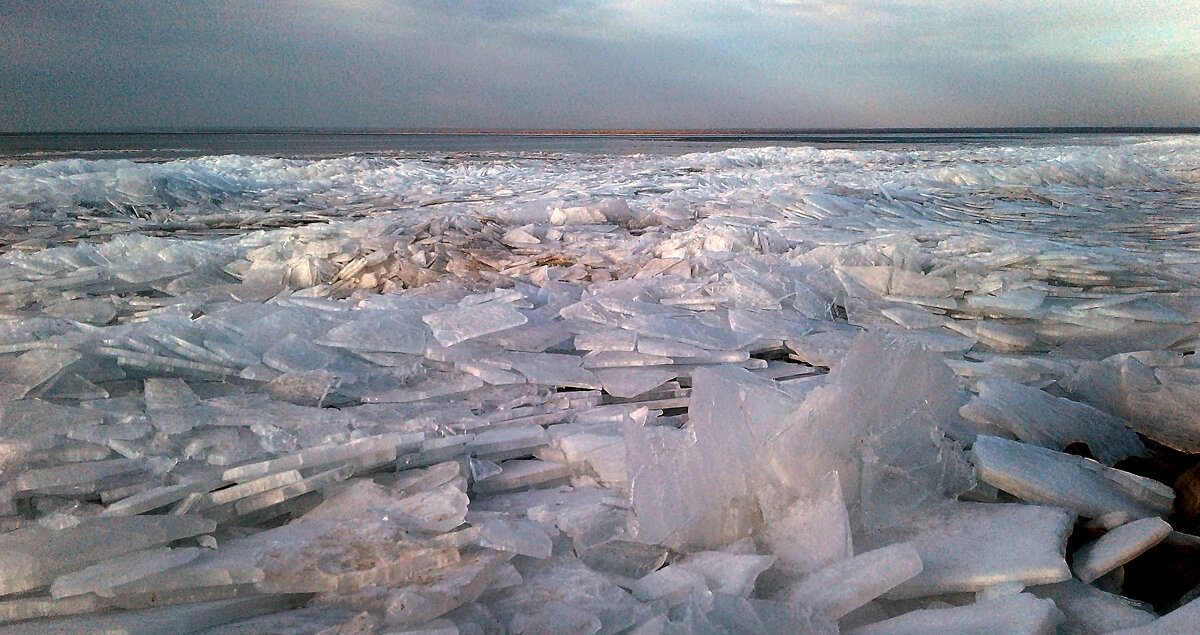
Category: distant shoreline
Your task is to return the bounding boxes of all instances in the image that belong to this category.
[3,126,1199,137]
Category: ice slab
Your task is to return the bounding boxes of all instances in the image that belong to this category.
[842,266,952,298]
[11,458,144,496]
[593,367,676,398]
[484,555,653,635]
[1064,356,1200,453]
[422,302,528,347]
[859,501,1074,599]
[1030,579,1155,634]
[847,593,1064,635]
[471,460,571,495]
[316,311,428,354]
[964,288,1047,318]
[380,550,513,629]
[49,547,202,599]
[478,518,552,559]
[0,515,215,597]
[784,542,923,620]
[959,377,1146,465]
[970,435,1173,520]
[631,565,709,606]
[756,471,853,578]
[0,595,309,635]
[1106,596,1200,634]
[627,334,971,550]
[1072,517,1172,584]
[673,550,776,598]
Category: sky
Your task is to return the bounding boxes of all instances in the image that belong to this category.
[1,0,1198,131]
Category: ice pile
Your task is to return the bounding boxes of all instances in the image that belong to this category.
[1,135,1200,632]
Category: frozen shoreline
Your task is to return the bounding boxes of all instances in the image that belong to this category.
[1,138,1199,632]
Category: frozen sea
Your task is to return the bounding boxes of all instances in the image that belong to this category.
[1,131,1200,632]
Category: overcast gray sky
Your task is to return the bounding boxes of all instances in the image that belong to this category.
[2,0,1198,131]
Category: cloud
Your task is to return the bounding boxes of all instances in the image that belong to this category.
[0,0,1196,131]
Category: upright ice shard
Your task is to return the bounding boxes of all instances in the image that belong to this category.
[626,334,971,550]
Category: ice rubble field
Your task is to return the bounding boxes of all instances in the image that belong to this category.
[1,137,1200,633]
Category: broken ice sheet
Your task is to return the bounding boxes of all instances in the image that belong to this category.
[315,310,428,354]
[756,471,853,579]
[483,555,653,635]
[970,435,1173,520]
[959,377,1146,465]
[1072,517,1172,584]
[308,479,470,534]
[376,550,514,629]
[0,596,311,635]
[422,300,528,347]
[1063,355,1200,453]
[49,547,202,599]
[1030,578,1155,634]
[0,515,215,597]
[858,501,1074,599]
[477,518,553,559]
[673,549,776,598]
[784,542,924,620]
[593,367,676,398]
[847,593,1064,635]
[0,349,82,400]
[626,334,970,550]
[631,564,709,606]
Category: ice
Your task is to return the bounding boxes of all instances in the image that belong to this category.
[755,471,853,578]
[422,301,528,347]
[0,349,81,400]
[10,457,144,497]
[316,311,428,354]
[974,320,1039,351]
[471,459,571,495]
[847,593,1064,635]
[0,515,215,596]
[220,431,423,481]
[49,546,202,599]
[842,266,952,298]
[484,556,653,634]
[1072,517,1172,584]
[1031,579,1155,633]
[1063,355,1200,453]
[971,435,1174,520]
[964,288,1047,319]
[627,334,970,550]
[593,367,677,398]
[0,595,310,634]
[631,565,709,605]
[1107,596,1200,634]
[784,542,923,620]
[468,425,549,460]
[477,518,553,559]
[673,550,776,598]
[377,551,515,629]
[959,377,1146,465]
[859,502,1074,599]
[575,330,637,352]
[142,377,199,410]
[2,137,1199,630]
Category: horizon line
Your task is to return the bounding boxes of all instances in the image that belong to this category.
[3,125,1200,136]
